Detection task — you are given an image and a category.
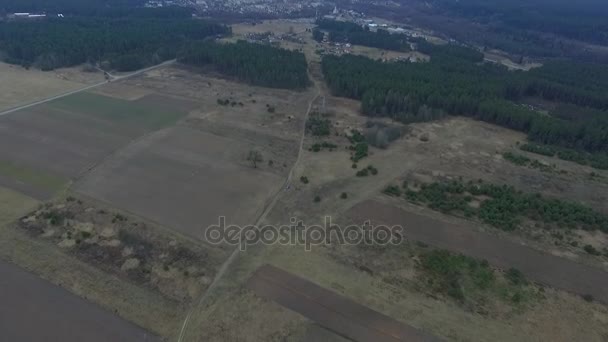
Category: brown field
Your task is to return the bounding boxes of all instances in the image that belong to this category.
[72,64,313,241]
[247,264,441,342]
[0,59,317,341]
[74,125,286,239]
[0,62,104,111]
[0,259,161,342]
[0,91,195,200]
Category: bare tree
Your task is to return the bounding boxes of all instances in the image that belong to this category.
[247,150,263,168]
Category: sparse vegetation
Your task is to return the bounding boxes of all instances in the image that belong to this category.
[503,152,555,173]
[418,249,535,307]
[403,179,608,233]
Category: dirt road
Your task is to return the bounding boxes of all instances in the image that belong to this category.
[177,63,323,342]
[0,260,159,342]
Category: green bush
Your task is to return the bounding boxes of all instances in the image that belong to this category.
[306,113,331,136]
[584,244,601,256]
[384,185,401,197]
[505,268,527,286]
[356,169,369,177]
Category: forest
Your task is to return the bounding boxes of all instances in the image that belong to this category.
[0,0,148,15]
[179,40,309,89]
[0,17,228,71]
[427,0,608,46]
[321,43,608,154]
[316,19,410,52]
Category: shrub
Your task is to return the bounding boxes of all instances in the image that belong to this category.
[300,176,309,184]
[384,185,401,197]
[356,169,369,177]
[314,195,321,203]
[340,192,348,199]
[584,244,601,256]
[351,142,369,162]
[505,268,527,286]
[306,113,331,136]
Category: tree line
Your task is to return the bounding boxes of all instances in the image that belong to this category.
[316,19,410,52]
[0,17,229,71]
[179,40,309,89]
[321,43,608,153]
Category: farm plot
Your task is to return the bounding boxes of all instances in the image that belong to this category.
[74,125,289,240]
[0,259,161,342]
[0,61,104,112]
[0,91,194,199]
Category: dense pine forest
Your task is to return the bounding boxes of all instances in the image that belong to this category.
[179,40,309,89]
[316,19,410,52]
[427,0,608,46]
[0,17,229,71]
[321,43,608,154]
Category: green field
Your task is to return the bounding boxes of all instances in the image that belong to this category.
[47,92,188,131]
[0,160,67,194]
[0,186,39,225]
